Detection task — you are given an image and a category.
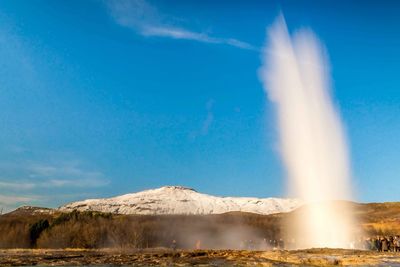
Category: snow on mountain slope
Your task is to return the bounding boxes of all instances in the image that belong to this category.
[59,186,302,215]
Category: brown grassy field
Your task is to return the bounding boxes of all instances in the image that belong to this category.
[0,201,399,249]
[355,202,400,234]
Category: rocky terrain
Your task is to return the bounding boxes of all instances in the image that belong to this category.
[1,248,400,266]
[58,186,302,215]
[7,206,55,215]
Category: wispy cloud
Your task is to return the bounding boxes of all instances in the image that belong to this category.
[189,99,215,140]
[44,177,109,188]
[0,181,35,190]
[201,99,215,135]
[27,161,110,188]
[0,160,109,190]
[0,195,35,205]
[0,153,110,212]
[107,0,256,50]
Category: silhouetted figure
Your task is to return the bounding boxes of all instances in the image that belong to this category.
[171,239,177,250]
[376,237,382,252]
[396,236,400,252]
[278,239,285,250]
[389,236,395,252]
[270,239,278,250]
[381,238,388,252]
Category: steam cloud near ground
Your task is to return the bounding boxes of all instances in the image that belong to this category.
[259,16,358,248]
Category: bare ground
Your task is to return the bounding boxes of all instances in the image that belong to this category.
[1,248,400,266]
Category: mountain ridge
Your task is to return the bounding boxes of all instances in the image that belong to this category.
[58,185,302,215]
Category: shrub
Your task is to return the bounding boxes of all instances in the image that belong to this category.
[29,219,49,247]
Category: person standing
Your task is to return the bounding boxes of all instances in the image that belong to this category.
[396,236,400,252]
[382,237,389,252]
[376,237,382,252]
[171,239,177,250]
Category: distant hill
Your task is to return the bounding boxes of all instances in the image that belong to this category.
[58,186,302,215]
[353,202,400,234]
[6,206,55,216]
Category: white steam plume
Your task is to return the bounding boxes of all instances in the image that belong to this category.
[260,16,357,248]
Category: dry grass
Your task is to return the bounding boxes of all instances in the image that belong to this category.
[1,201,400,249]
[0,210,281,249]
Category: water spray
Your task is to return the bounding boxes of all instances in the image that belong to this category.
[260,16,357,249]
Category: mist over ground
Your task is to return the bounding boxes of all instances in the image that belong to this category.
[1,202,398,250]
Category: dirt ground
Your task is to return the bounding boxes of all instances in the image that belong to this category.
[1,248,400,266]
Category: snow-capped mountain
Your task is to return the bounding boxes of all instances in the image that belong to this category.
[59,186,302,215]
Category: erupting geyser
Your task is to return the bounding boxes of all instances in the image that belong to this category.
[260,16,357,249]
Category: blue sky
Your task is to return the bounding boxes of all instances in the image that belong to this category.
[0,0,400,211]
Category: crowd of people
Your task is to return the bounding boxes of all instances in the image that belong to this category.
[362,236,400,252]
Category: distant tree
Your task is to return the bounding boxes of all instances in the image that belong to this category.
[29,219,49,247]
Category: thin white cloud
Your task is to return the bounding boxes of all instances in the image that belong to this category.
[107,0,256,50]
[0,195,35,204]
[201,99,215,135]
[0,181,35,190]
[28,161,110,188]
[46,177,109,188]
[0,159,109,192]
[189,99,215,140]
[0,158,110,212]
